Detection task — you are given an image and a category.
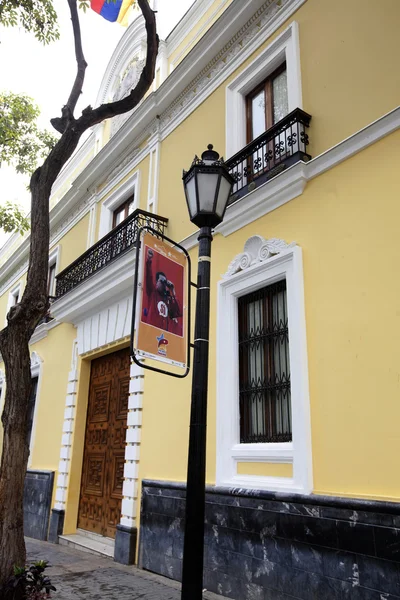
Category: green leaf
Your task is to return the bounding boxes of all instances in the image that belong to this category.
[0,0,59,44]
[0,202,30,235]
[0,91,58,176]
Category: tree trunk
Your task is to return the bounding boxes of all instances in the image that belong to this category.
[0,171,52,583]
[0,0,158,586]
[0,325,32,582]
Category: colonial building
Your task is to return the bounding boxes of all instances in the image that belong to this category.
[1,0,400,598]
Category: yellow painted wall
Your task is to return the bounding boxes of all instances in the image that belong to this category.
[28,324,77,471]
[0,325,76,509]
[57,213,90,272]
[140,128,400,503]
[298,0,400,155]
[237,463,293,478]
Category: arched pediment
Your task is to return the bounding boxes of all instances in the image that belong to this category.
[95,15,147,137]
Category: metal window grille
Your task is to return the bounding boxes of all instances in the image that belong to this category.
[238,280,292,443]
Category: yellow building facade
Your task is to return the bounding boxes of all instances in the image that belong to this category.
[1,0,400,597]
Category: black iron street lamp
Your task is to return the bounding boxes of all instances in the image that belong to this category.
[181,145,234,600]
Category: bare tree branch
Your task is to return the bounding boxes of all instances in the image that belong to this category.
[51,0,88,133]
[75,0,159,132]
[66,0,88,113]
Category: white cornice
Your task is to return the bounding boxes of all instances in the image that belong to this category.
[50,250,136,324]
[166,0,215,54]
[167,0,229,63]
[29,318,59,346]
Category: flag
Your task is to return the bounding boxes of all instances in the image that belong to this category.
[90,0,133,25]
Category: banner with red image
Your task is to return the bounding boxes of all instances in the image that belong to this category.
[136,232,187,367]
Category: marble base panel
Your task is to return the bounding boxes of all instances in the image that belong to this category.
[24,470,55,541]
[140,480,400,600]
[48,508,65,544]
[114,524,137,565]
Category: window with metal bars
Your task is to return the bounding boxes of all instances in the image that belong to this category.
[238,279,292,443]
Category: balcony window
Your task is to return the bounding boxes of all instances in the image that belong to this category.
[246,64,288,142]
[48,263,56,297]
[112,196,135,228]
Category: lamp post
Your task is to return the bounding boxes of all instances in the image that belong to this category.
[181,145,234,600]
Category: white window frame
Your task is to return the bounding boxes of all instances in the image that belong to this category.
[225,21,302,158]
[216,245,312,494]
[27,352,43,467]
[98,170,140,239]
[48,246,60,297]
[8,283,21,307]
[5,282,23,325]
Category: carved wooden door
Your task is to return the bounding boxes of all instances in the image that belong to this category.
[78,348,130,538]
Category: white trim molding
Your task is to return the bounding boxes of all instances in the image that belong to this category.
[27,351,44,468]
[51,250,136,326]
[48,245,61,296]
[147,140,161,214]
[55,341,79,511]
[120,358,144,529]
[226,21,302,158]
[216,236,312,494]
[98,170,140,239]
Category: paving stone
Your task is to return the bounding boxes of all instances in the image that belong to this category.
[26,538,228,600]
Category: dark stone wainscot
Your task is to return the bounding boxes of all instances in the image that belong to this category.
[24,469,54,541]
[139,479,400,600]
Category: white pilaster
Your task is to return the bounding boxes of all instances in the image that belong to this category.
[120,358,144,529]
[54,340,79,511]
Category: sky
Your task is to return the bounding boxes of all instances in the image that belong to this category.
[0,0,194,237]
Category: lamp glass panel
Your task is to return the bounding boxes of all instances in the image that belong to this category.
[197,172,219,213]
[216,176,232,217]
[185,175,197,219]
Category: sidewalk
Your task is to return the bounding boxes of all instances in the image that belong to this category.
[26,538,222,600]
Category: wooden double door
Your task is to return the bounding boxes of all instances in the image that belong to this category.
[78,348,130,538]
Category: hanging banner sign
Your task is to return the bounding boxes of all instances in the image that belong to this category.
[133,230,188,370]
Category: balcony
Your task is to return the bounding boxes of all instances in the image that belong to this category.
[226,108,312,202]
[55,209,168,299]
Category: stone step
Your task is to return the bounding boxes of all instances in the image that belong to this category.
[76,528,115,547]
[59,532,115,559]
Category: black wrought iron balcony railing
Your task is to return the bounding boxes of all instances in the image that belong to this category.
[226,108,312,202]
[55,209,168,298]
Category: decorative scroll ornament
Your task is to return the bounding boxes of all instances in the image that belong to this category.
[110,57,146,137]
[105,146,141,184]
[223,235,296,278]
